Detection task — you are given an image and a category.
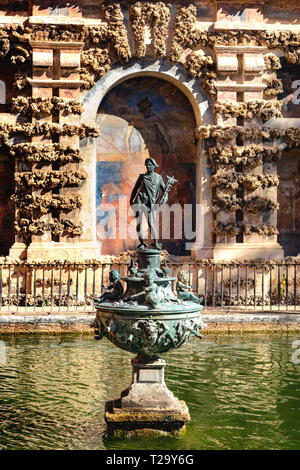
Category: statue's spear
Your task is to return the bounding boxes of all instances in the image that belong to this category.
[159,175,178,205]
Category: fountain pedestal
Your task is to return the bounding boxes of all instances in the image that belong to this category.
[105,357,190,437]
[121,357,181,409]
[95,248,205,437]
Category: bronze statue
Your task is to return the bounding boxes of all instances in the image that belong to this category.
[176,270,204,305]
[161,259,170,277]
[129,272,159,308]
[128,258,138,277]
[98,270,124,303]
[130,157,177,250]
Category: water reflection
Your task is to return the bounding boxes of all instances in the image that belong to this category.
[0,333,299,450]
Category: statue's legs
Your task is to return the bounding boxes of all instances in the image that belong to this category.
[135,208,148,248]
[149,209,162,250]
[178,292,204,304]
[134,206,161,250]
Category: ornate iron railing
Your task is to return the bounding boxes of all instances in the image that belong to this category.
[0,260,299,313]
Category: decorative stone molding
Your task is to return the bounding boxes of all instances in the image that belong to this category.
[213,194,243,213]
[169,3,198,64]
[15,218,83,241]
[195,126,300,148]
[213,221,243,237]
[1,17,300,70]
[13,73,30,91]
[30,24,85,42]
[12,194,82,214]
[211,172,279,191]
[9,143,81,163]
[244,197,279,214]
[101,1,131,63]
[208,145,282,169]
[213,100,282,123]
[80,48,111,89]
[213,195,279,215]
[14,170,86,189]
[184,52,214,77]
[9,97,83,116]
[243,224,279,236]
[264,79,284,97]
[264,53,282,70]
[0,25,31,64]
[0,122,100,140]
[213,221,279,237]
[285,49,300,65]
[183,52,216,96]
[129,1,171,59]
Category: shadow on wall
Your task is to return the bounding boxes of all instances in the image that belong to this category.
[0,1,30,15]
[95,76,197,256]
[0,153,14,256]
[0,62,18,256]
[277,149,300,256]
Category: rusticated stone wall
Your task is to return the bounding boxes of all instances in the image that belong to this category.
[0,0,299,261]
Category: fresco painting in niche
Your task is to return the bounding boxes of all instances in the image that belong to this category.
[96,76,197,255]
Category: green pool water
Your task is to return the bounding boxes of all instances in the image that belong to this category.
[0,332,299,450]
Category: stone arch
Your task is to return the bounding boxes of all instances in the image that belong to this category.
[82,58,215,126]
[80,58,214,255]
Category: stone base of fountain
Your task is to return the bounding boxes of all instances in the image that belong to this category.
[105,400,189,437]
[104,355,190,437]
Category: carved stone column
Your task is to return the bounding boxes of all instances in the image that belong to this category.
[212,42,283,260]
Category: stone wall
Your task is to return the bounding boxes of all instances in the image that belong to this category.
[0,0,299,262]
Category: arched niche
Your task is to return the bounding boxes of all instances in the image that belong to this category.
[81,58,214,256]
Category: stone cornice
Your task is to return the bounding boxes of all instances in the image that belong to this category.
[214,83,267,92]
[214,46,268,54]
[30,41,85,50]
[29,79,84,88]
[28,16,86,26]
[214,21,300,32]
